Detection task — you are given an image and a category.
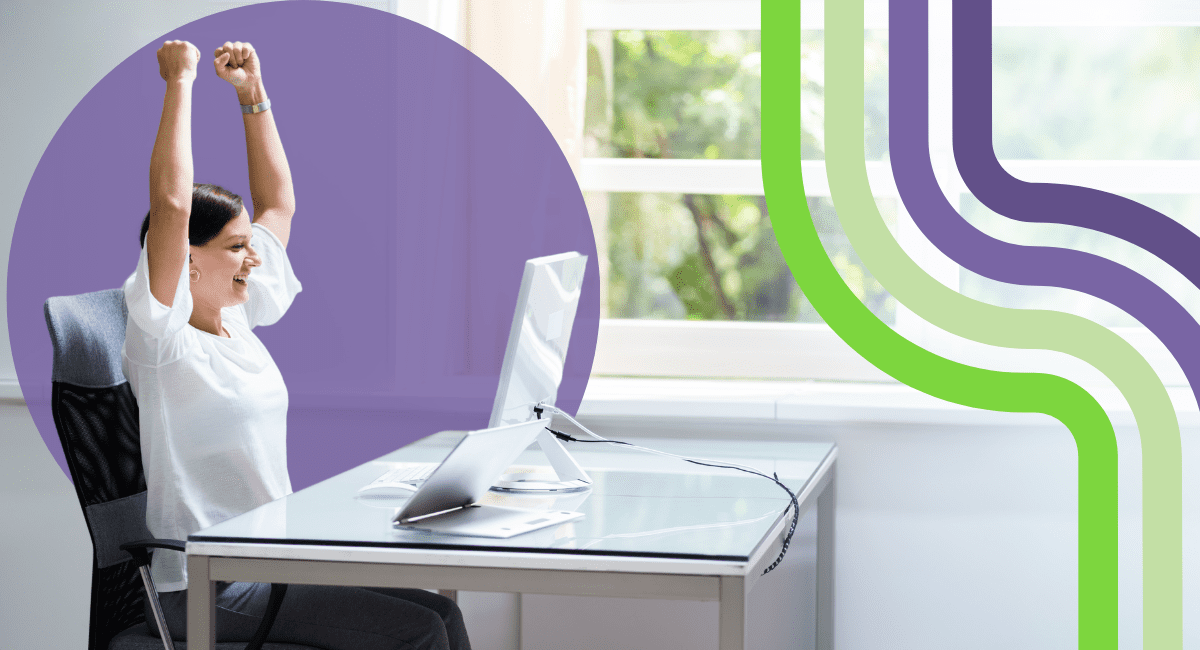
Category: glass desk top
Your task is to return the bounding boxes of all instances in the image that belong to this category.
[191,431,835,563]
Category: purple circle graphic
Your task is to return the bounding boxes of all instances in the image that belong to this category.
[11,2,598,490]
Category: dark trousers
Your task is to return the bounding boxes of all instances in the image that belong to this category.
[147,581,471,650]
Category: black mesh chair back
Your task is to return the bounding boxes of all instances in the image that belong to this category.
[45,288,308,650]
[46,288,154,650]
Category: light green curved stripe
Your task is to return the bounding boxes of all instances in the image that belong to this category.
[825,1,1179,645]
[764,1,1118,648]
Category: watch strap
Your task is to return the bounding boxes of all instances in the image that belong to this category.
[240,99,271,115]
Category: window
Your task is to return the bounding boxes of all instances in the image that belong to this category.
[583,0,1200,388]
[583,0,893,381]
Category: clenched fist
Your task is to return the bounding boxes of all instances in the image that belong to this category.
[157,40,200,83]
[213,41,263,89]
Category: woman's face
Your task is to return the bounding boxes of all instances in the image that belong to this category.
[189,208,260,311]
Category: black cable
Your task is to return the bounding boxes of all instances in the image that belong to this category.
[548,428,798,575]
[678,458,799,575]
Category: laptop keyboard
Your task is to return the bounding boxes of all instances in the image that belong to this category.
[368,463,437,486]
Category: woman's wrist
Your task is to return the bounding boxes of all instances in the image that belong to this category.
[236,81,268,107]
[163,78,194,104]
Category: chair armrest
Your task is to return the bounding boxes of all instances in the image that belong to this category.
[120,538,185,568]
[120,538,288,650]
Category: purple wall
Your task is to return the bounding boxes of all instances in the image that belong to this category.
[11,2,598,489]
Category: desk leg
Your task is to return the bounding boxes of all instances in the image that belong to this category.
[187,555,216,650]
[437,589,458,603]
[817,467,836,650]
[719,575,748,650]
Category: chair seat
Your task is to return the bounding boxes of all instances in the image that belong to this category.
[109,624,319,650]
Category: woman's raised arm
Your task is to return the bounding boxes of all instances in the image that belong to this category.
[214,41,295,247]
[146,40,201,307]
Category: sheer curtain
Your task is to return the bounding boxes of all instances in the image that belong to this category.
[454,0,587,174]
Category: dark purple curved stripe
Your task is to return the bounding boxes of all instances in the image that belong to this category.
[889,0,1200,395]
[952,1,1200,287]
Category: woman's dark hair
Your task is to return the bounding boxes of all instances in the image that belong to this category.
[139,183,244,248]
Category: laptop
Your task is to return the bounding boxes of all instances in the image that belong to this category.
[390,418,584,538]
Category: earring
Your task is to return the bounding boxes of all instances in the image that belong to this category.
[190,269,200,283]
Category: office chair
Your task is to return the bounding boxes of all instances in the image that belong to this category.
[45,288,306,650]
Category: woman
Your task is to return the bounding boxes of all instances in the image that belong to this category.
[123,39,470,650]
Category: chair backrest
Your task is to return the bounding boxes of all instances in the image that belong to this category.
[45,288,150,650]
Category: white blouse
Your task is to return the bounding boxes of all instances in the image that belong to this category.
[122,223,302,591]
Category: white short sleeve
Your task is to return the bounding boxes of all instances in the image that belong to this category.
[243,223,302,327]
[123,243,192,366]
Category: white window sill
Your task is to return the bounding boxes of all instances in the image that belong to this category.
[578,376,1200,429]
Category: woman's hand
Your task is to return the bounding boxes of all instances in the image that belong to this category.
[217,41,294,247]
[213,41,263,90]
[157,40,200,83]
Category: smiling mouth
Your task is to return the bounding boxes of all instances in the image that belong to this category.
[234,274,249,285]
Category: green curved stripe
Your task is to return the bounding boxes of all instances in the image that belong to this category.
[824,3,1178,646]
[761,2,1120,647]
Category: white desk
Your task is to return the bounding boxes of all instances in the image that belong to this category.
[186,433,837,650]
